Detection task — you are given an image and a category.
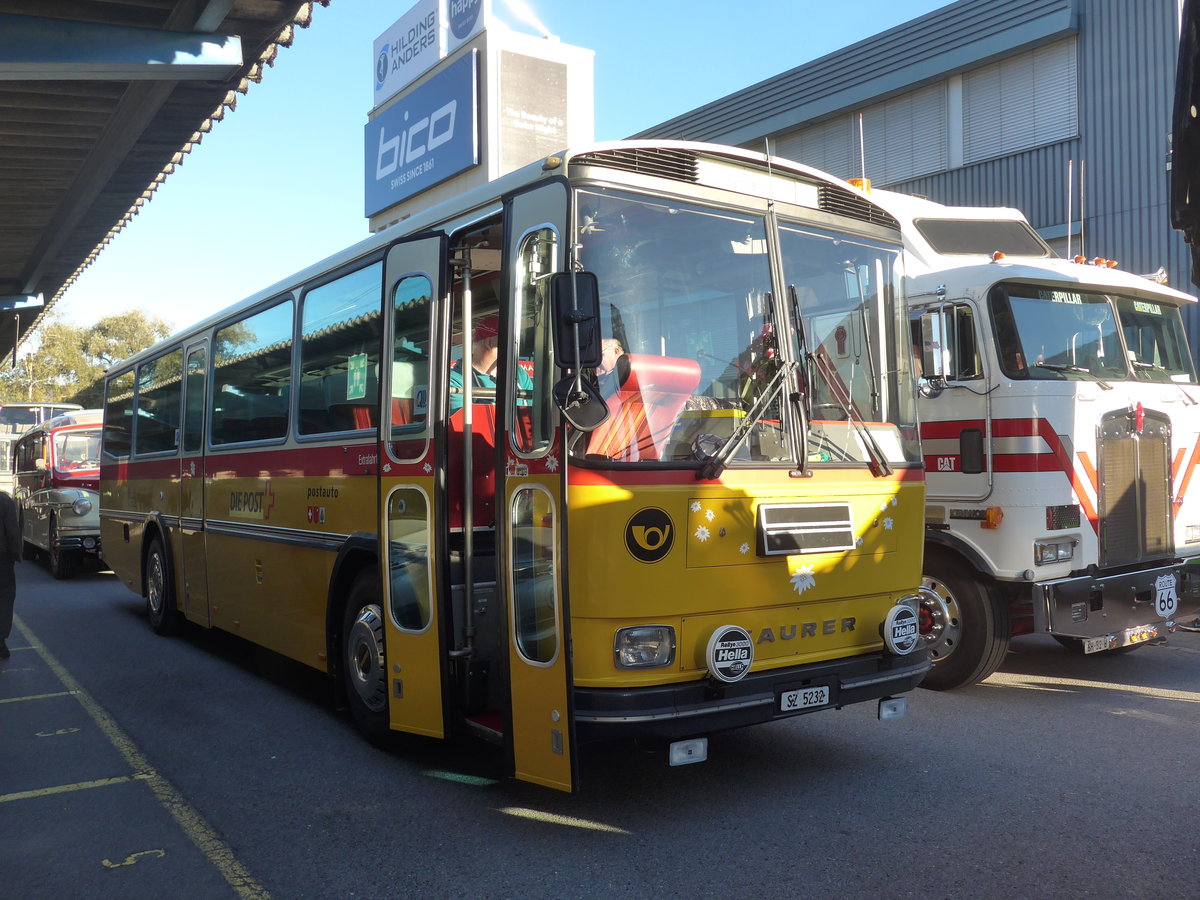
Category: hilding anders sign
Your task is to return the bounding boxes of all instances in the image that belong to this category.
[373,0,489,108]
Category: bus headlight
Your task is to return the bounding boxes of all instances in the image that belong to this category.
[1034,538,1075,565]
[71,497,92,516]
[614,625,676,669]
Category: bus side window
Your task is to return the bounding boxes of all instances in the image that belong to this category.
[135,349,183,455]
[103,370,136,459]
[299,262,383,437]
[211,299,294,445]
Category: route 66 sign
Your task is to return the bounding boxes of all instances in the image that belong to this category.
[1154,573,1179,619]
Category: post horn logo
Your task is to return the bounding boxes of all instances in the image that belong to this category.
[625,507,674,563]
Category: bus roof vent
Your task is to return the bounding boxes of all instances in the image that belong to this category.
[818,184,900,231]
[572,148,700,183]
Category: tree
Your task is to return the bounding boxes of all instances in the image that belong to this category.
[0,309,172,407]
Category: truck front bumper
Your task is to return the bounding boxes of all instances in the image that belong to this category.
[1034,560,1200,641]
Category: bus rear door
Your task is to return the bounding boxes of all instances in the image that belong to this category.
[381,234,450,739]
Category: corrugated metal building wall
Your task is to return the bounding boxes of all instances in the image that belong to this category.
[637,0,1198,348]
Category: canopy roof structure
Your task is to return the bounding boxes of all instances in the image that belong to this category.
[0,0,324,364]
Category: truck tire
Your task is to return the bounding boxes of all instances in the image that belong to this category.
[919,550,1011,690]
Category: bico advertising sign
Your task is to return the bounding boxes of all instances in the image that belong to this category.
[364,50,479,216]
[373,0,490,108]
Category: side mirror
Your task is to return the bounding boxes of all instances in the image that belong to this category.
[919,311,946,379]
[550,272,602,369]
[549,271,608,432]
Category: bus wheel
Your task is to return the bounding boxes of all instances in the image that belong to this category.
[48,518,78,580]
[342,573,389,742]
[919,552,1011,690]
[145,537,182,635]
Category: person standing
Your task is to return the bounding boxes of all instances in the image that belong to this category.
[0,489,19,660]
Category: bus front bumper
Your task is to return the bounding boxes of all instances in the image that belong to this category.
[573,650,930,744]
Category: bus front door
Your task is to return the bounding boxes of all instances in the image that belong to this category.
[501,182,577,791]
[381,234,450,739]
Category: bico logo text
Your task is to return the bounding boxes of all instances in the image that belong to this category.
[376,102,457,183]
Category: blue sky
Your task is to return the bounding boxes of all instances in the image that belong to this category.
[54,0,952,332]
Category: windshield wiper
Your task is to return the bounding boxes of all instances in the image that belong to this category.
[1034,362,1113,390]
[805,353,893,477]
[696,360,794,481]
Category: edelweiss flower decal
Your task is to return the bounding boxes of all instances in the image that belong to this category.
[423,462,432,474]
[544,456,559,472]
[790,566,816,594]
[690,501,702,513]
[739,542,751,555]
[694,525,711,542]
[883,517,894,530]
[704,508,715,522]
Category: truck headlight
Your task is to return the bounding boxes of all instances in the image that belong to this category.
[614,625,676,669]
[71,497,92,516]
[1034,538,1075,565]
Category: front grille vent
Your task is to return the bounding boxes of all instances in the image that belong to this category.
[1098,408,1173,567]
[757,502,856,557]
[572,148,700,183]
[818,184,901,230]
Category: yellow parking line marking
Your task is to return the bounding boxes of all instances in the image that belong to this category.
[0,773,153,804]
[496,806,632,834]
[986,671,1200,702]
[0,690,77,704]
[13,614,270,900]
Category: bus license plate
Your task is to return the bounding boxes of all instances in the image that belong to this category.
[779,685,830,713]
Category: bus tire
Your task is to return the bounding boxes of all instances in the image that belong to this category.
[919,551,1011,690]
[145,536,182,636]
[341,571,390,743]
[48,517,78,580]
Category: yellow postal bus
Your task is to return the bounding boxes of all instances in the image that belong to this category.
[101,141,930,791]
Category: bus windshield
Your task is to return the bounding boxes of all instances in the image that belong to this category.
[574,187,918,467]
[990,283,1199,384]
[55,429,101,473]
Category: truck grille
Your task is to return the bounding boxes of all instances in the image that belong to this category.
[1098,408,1173,567]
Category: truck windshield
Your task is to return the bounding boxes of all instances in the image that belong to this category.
[1114,295,1198,383]
[572,187,918,467]
[990,283,1198,384]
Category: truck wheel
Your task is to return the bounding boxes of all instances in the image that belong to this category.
[342,571,390,743]
[918,552,1011,690]
[48,517,78,580]
[145,536,182,635]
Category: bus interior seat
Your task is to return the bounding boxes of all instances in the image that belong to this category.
[587,354,702,461]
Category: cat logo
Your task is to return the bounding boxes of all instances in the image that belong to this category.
[625,507,674,563]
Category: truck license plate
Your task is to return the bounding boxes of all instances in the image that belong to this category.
[1081,625,1159,654]
[779,685,830,713]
